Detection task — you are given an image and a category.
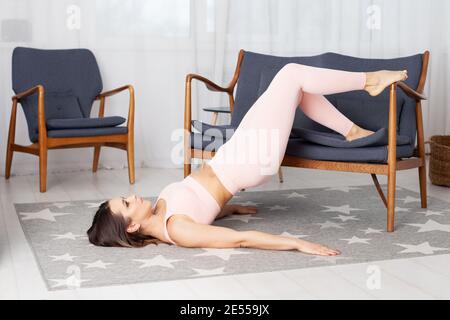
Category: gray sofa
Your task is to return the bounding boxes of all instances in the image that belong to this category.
[185,49,430,232]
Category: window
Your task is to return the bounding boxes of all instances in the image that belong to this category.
[95,0,190,38]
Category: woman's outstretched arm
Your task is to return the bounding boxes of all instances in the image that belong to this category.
[167,217,340,256]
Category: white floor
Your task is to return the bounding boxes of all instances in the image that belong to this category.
[1,156,450,300]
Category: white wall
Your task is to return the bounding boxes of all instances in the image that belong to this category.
[0,0,448,176]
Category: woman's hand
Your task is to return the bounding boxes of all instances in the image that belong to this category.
[233,205,258,215]
[295,238,341,256]
[216,204,258,219]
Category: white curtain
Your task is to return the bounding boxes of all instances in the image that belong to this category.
[0,0,449,175]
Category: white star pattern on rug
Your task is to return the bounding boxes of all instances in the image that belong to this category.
[324,186,360,193]
[194,248,251,261]
[340,236,371,245]
[395,242,449,255]
[416,210,444,217]
[13,184,450,291]
[280,231,308,238]
[332,215,360,222]
[49,253,78,262]
[50,202,73,209]
[50,232,84,240]
[267,205,289,211]
[223,214,263,223]
[321,204,364,215]
[316,221,345,229]
[406,219,450,233]
[283,192,307,198]
[398,196,421,204]
[85,201,105,208]
[133,255,181,269]
[360,228,383,235]
[49,274,90,289]
[82,260,114,269]
[19,209,72,222]
[190,267,226,277]
[309,255,352,264]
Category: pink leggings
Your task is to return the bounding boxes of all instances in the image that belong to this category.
[208,63,367,195]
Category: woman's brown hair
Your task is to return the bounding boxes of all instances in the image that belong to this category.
[87,201,164,248]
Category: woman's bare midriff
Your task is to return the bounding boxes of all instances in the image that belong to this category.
[188,163,233,209]
[153,163,234,244]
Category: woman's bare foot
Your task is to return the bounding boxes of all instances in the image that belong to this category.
[296,239,341,256]
[345,123,374,142]
[364,70,408,96]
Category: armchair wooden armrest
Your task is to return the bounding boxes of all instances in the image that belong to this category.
[94,85,135,128]
[11,84,47,137]
[397,81,427,101]
[186,73,232,93]
[12,84,44,101]
[95,84,134,99]
[184,74,235,132]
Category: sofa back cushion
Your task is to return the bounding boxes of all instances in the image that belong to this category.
[233,50,424,146]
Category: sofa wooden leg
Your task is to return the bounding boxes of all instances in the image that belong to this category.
[387,170,396,232]
[278,167,284,183]
[39,147,47,193]
[418,165,428,208]
[386,83,398,232]
[92,146,101,172]
[184,161,191,178]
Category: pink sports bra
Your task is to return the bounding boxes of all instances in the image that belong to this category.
[153,176,222,245]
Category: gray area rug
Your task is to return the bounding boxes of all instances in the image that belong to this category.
[14,185,450,290]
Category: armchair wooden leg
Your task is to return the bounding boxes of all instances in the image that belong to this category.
[39,146,47,193]
[6,99,17,179]
[92,146,101,172]
[418,165,428,208]
[127,142,135,184]
[5,144,13,179]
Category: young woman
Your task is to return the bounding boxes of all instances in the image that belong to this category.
[87,63,408,256]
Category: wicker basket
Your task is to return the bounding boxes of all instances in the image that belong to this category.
[428,135,450,187]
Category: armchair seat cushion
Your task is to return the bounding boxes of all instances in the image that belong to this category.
[286,139,415,163]
[290,127,411,148]
[46,116,126,130]
[47,126,127,138]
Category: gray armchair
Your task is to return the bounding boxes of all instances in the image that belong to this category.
[5,47,135,192]
[185,49,430,232]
